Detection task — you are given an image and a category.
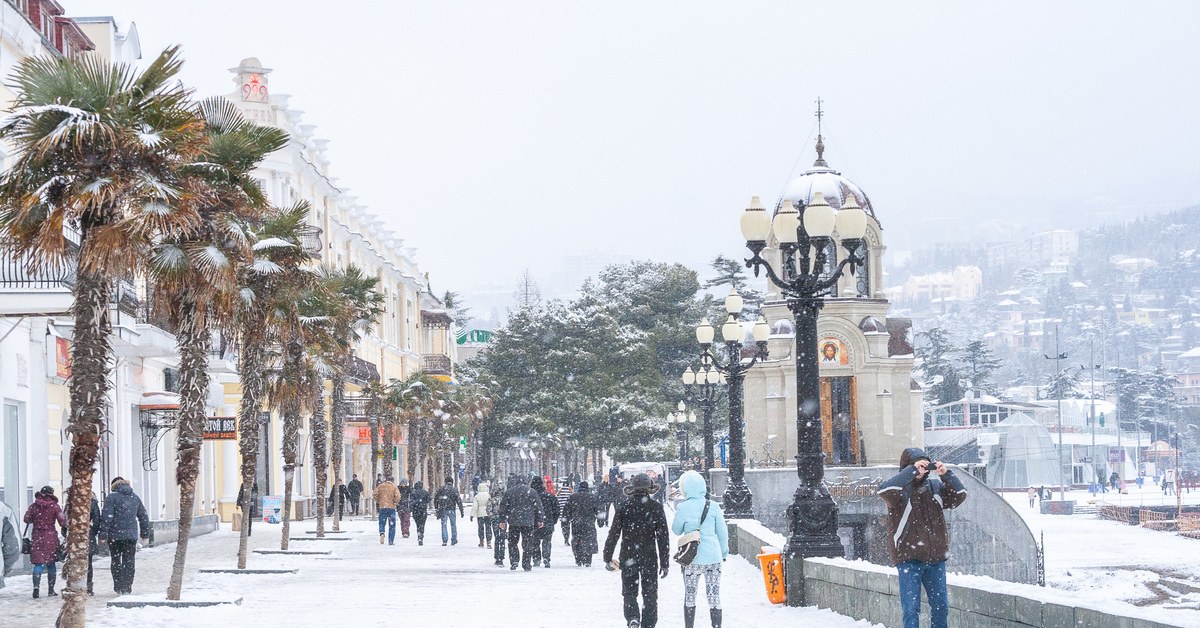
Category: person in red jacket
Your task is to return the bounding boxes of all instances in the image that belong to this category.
[23,486,66,598]
[877,448,967,628]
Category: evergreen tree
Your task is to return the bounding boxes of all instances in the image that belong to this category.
[960,340,1001,392]
[1041,367,1084,400]
[703,254,763,320]
[915,328,963,404]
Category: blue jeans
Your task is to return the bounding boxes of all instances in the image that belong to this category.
[378,508,396,543]
[898,559,948,628]
[441,511,458,544]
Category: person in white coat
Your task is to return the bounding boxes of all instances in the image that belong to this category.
[0,499,21,590]
[472,481,492,548]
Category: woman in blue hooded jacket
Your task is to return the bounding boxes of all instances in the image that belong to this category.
[670,471,728,628]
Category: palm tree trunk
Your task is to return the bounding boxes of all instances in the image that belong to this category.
[382,414,394,480]
[311,381,328,537]
[406,417,418,483]
[57,262,112,628]
[329,370,345,531]
[236,319,266,569]
[280,393,300,551]
[368,410,379,499]
[167,298,210,600]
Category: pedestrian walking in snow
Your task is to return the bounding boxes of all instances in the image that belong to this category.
[24,486,65,598]
[0,498,20,591]
[557,481,574,545]
[597,477,616,528]
[435,477,465,546]
[328,480,348,518]
[877,448,967,628]
[1027,486,1036,508]
[562,480,599,566]
[498,474,545,571]
[671,471,728,628]
[488,478,507,564]
[373,477,402,545]
[347,475,364,516]
[409,481,431,545]
[603,473,670,628]
[100,477,150,595]
[472,481,492,548]
[531,476,560,567]
[397,478,413,538]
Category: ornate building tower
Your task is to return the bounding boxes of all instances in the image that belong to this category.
[742,129,922,467]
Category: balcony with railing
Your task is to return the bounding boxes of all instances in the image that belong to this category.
[421,354,452,376]
[0,246,77,315]
[299,226,323,260]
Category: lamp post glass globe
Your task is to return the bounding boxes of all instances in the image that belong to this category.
[688,411,697,424]
[725,287,744,315]
[677,400,686,412]
[740,195,772,242]
[696,318,715,345]
[721,315,742,344]
[772,199,800,244]
[834,194,867,239]
[707,367,721,385]
[802,191,836,238]
[682,366,696,385]
[752,316,770,342]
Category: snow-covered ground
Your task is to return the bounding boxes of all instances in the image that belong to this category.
[1001,483,1200,624]
[0,511,882,627]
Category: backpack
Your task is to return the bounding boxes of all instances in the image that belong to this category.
[672,500,710,566]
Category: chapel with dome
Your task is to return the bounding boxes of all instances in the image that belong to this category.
[741,125,923,467]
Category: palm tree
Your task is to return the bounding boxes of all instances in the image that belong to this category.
[234,204,313,567]
[0,48,205,627]
[149,97,286,599]
[326,266,382,529]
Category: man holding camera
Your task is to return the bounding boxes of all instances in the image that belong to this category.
[877,448,967,628]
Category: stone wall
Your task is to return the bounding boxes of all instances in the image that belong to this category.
[149,513,221,547]
[728,520,1190,628]
[712,465,1038,584]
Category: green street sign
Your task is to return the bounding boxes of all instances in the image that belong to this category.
[456,329,492,345]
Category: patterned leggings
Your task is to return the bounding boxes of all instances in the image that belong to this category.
[682,563,722,609]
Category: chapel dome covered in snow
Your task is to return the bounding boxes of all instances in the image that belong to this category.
[779,139,877,223]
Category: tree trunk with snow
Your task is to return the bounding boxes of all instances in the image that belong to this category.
[279,392,301,551]
[57,249,112,628]
[330,370,345,531]
[167,294,211,600]
[311,381,328,537]
[236,319,266,569]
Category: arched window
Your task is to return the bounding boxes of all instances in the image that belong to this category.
[856,244,871,297]
[818,240,838,297]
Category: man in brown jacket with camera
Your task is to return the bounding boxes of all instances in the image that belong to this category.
[877,447,967,628]
[373,477,402,545]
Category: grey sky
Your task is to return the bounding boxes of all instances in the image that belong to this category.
[67,1,1200,308]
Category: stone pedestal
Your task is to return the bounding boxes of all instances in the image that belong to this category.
[784,555,806,607]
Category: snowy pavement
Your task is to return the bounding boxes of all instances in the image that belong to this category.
[0,512,882,627]
[1001,486,1200,623]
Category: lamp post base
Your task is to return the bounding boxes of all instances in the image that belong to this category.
[722,480,754,519]
[782,485,844,559]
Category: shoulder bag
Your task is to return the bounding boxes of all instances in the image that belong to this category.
[672,500,710,566]
[21,523,31,555]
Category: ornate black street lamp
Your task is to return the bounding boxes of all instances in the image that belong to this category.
[692,291,770,518]
[682,363,723,475]
[666,401,696,466]
[740,191,867,559]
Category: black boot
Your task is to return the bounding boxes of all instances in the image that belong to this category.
[684,606,696,628]
[710,609,722,628]
[32,573,40,598]
[47,571,57,596]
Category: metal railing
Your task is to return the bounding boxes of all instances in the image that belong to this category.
[0,250,76,290]
[421,354,452,375]
[299,226,322,259]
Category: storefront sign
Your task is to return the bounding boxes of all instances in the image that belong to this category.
[55,337,71,378]
[203,416,237,440]
[262,495,283,523]
[1109,449,1126,463]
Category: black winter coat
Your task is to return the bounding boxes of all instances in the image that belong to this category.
[409,485,431,517]
[434,484,464,519]
[346,479,364,498]
[602,492,669,569]
[562,488,599,553]
[101,482,149,542]
[499,477,545,528]
[535,488,559,540]
[397,484,413,513]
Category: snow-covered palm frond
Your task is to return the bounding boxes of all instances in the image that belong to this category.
[252,237,295,251]
[137,174,180,199]
[32,175,69,203]
[82,177,111,194]
[141,200,171,216]
[239,287,256,306]
[251,257,282,274]
[189,161,228,173]
[137,128,162,147]
[148,244,187,272]
[24,104,95,118]
[190,245,230,273]
[299,315,330,324]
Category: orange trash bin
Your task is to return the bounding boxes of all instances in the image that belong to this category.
[757,546,785,604]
